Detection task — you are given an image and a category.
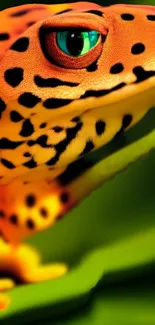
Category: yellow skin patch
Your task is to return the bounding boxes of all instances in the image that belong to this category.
[0,2,155,309]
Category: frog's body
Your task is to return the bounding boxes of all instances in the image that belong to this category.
[0,1,155,309]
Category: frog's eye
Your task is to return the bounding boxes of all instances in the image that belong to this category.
[40,28,104,69]
[56,30,100,57]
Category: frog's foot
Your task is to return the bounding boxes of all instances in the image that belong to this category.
[0,240,68,310]
[0,294,10,311]
[0,241,68,285]
[0,279,15,311]
[0,278,15,292]
[22,262,68,283]
[16,244,68,283]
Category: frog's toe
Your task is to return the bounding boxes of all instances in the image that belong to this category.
[4,243,69,284]
[0,294,10,311]
[23,262,68,283]
[0,279,15,292]
[0,279,14,311]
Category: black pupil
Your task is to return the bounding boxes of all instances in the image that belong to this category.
[66,32,84,56]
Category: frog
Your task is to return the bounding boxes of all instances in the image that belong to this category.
[0,1,155,310]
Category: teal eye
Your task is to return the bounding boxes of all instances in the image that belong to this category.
[56,30,100,57]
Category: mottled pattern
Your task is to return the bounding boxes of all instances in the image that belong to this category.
[0,2,154,245]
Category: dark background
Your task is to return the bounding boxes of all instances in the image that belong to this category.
[1,0,152,11]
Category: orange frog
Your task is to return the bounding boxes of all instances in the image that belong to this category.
[0,1,155,309]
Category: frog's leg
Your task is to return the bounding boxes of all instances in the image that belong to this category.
[0,178,71,290]
[16,245,68,284]
[0,240,68,286]
[0,239,16,310]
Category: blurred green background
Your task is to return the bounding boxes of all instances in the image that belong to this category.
[1,0,155,324]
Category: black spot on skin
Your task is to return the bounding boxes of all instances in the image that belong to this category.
[53,126,63,133]
[0,98,6,118]
[55,158,93,186]
[10,110,24,122]
[131,43,145,55]
[79,140,95,157]
[10,9,30,17]
[56,9,72,15]
[81,83,126,99]
[0,33,10,41]
[116,114,133,136]
[1,158,15,169]
[10,6,45,17]
[27,21,36,28]
[4,67,24,87]
[23,152,31,157]
[34,75,79,88]
[133,66,155,83]
[86,10,103,17]
[60,191,69,203]
[46,120,83,166]
[27,135,51,148]
[39,207,48,218]
[146,15,155,21]
[11,37,29,52]
[110,63,124,74]
[23,158,37,169]
[43,98,72,109]
[86,60,98,72]
[9,214,18,225]
[71,116,81,123]
[26,218,35,230]
[25,194,36,207]
[19,119,34,137]
[27,140,35,146]
[95,120,106,136]
[40,122,47,128]
[101,35,107,44]
[0,138,24,149]
[0,211,5,218]
[122,114,133,128]
[18,92,41,108]
[36,135,51,148]
[121,13,134,21]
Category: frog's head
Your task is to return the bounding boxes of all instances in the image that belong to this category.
[0,2,155,182]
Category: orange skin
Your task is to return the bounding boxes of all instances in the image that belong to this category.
[0,2,155,309]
